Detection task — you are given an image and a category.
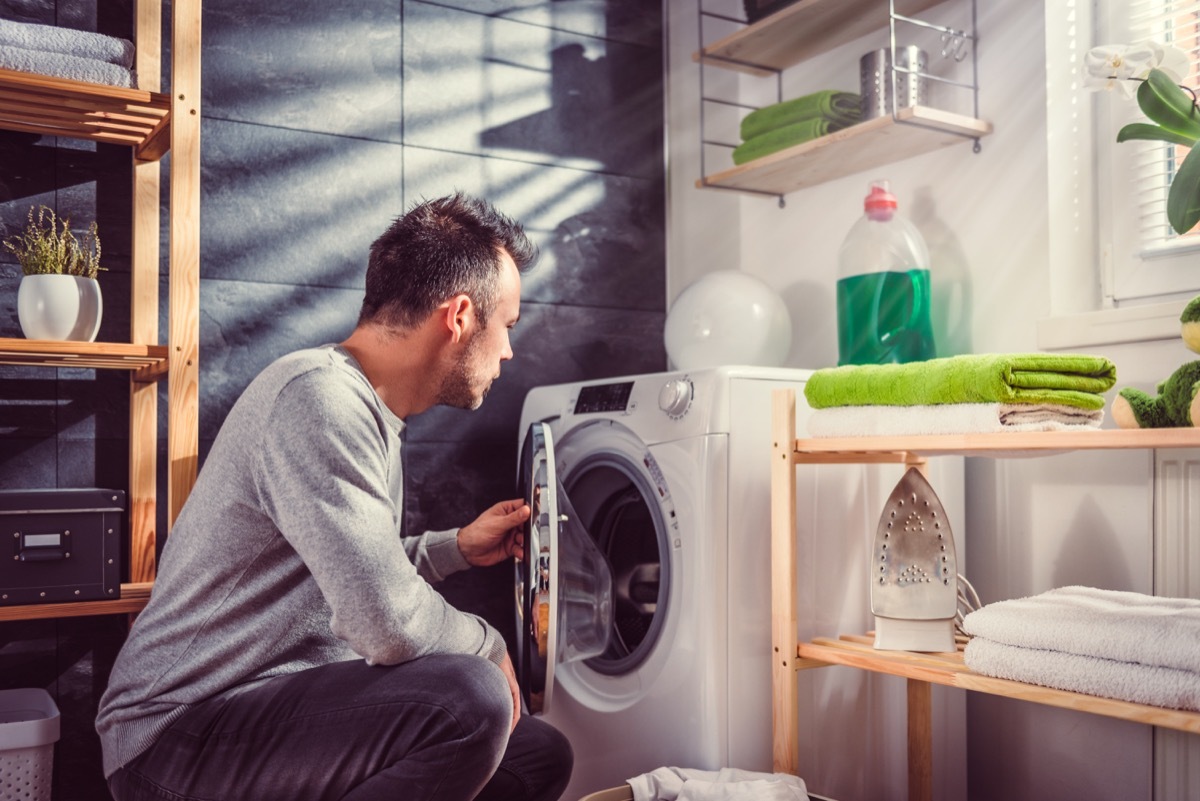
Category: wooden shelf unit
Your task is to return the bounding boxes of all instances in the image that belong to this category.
[798,633,1200,735]
[692,0,991,197]
[0,583,153,622]
[769,388,1200,801]
[0,338,168,381]
[0,68,171,161]
[0,0,200,623]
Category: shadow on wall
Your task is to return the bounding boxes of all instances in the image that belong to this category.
[481,42,663,178]
[780,279,836,369]
[1050,495,1135,592]
[911,187,973,358]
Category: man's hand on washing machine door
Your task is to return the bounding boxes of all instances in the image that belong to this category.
[458,498,530,565]
[499,651,521,732]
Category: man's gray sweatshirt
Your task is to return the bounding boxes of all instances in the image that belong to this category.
[95,345,507,777]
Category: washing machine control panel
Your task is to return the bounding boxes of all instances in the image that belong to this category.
[657,378,693,419]
[573,381,634,414]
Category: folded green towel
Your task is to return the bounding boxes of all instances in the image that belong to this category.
[732,118,843,165]
[740,90,862,141]
[803,354,1119,411]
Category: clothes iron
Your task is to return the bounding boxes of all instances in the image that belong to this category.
[871,467,958,652]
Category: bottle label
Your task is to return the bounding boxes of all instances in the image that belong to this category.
[836,269,936,365]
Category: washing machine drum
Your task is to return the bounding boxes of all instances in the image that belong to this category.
[514,422,613,715]
[558,444,672,677]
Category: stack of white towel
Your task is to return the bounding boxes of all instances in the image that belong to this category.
[627,767,811,801]
[962,585,1200,711]
[0,18,137,88]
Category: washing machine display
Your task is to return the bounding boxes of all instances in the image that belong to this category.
[574,381,634,414]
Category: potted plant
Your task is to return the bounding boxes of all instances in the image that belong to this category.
[1086,43,1200,235]
[3,205,105,342]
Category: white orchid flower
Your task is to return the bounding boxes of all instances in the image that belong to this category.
[1083,41,1190,97]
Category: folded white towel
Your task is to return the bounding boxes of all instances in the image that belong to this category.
[0,19,135,67]
[961,585,1200,673]
[805,403,1104,438]
[0,45,136,88]
[627,767,809,801]
[963,637,1200,711]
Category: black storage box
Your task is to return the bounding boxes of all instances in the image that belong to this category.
[0,489,124,606]
[743,0,802,23]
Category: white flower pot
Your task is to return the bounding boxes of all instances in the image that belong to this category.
[17,274,103,342]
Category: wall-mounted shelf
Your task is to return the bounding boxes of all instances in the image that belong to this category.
[0,68,171,161]
[693,0,989,199]
[770,389,1200,801]
[694,0,945,76]
[696,105,991,196]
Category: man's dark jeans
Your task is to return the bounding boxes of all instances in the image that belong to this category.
[106,654,573,801]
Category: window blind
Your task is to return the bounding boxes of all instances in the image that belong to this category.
[1129,0,1200,252]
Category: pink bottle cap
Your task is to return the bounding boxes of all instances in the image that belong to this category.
[864,180,897,221]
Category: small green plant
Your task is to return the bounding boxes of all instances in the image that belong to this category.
[2,205,104,279]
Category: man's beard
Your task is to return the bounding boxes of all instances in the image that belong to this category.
[436,335,488,410]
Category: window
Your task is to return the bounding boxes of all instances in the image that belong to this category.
[1098,0,1200,303]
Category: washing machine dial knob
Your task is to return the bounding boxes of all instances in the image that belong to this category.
[658,378,693,419]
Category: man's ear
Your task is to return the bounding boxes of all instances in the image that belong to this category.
[441,294,474,344]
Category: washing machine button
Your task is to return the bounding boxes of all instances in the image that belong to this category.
[657,378,693,419]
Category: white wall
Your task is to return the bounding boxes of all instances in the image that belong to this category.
[666,0,1191,799]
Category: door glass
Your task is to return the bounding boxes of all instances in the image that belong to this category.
[515,423,613,714]
[563,454,670,676]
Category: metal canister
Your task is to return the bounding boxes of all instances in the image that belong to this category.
[860,46,928,119]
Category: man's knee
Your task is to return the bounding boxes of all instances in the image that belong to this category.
[432,654,512,745]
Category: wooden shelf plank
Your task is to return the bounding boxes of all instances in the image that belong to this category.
[0,582,152,622]
[797,635,1200,734]
[793,427,1200,460]
[0,68,170,158]
[0,338,168,377]
[698,106,991,197]
[694,0,945,76]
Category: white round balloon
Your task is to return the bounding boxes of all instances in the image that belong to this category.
[664,270,792,370]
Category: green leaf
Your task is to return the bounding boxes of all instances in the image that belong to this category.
[1117,122,1199,146]
[1136,69,1200,142]
[1167,144,1200,235]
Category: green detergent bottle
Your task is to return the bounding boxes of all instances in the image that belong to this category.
[836,180,937,365]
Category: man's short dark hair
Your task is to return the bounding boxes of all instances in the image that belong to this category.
[358,192,537,329]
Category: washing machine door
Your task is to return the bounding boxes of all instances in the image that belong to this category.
[514,422,613,715]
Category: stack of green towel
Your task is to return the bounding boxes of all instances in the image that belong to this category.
[732,90,861,165]
[802,353,1119,437]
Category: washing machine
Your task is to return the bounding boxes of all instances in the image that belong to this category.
[514,366,811,798]
[514,366,967,801]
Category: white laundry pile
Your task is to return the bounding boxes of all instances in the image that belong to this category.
[962,585,1200,711]
[627,767,810,801]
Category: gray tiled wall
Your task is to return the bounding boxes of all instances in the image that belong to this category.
[0,1,665,797]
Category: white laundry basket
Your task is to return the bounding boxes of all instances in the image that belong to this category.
[0,689,60,801]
